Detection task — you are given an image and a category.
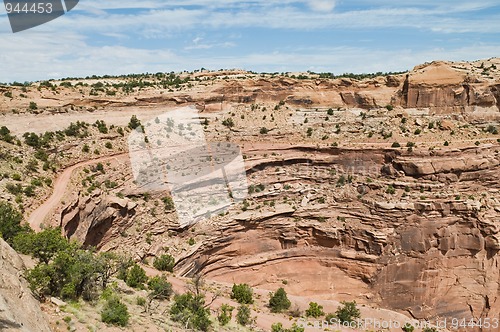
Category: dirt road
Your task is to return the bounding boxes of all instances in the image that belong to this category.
[27,153,129,231]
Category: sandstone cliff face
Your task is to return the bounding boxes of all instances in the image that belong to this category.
[0,239,52,332]
[394,62,500,119]
[60,189,138,248]
[174,145,500,327]
[19,58,498,331]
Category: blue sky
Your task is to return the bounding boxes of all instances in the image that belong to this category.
[1,0,500,82]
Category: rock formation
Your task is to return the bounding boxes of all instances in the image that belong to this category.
[0,239,51,332]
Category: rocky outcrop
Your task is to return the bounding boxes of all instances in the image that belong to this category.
[174,144,500,329]
[394,62,500,116]
[0,239,52,332]
[60,189,137,248]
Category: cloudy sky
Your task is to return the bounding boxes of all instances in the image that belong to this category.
[1,0,500,82]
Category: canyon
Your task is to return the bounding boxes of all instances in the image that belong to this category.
[1,58,500,331]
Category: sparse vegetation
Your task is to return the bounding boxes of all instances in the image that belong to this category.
[215,304,232,326]
[306,302,325,318]
[335,301,361,324]
[101,296,130,327]
[269,287,291,313]
[231,283,254,304]
[236,304,252,326]
[153,254,175,272]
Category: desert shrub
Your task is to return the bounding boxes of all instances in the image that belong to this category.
[231,283,253,304]
[153,254,175,272]
[29,101,38,110]
[95,120,108,134]
[391,142,401,148]
[335,301,361,324]
[170,292,212,331]
[13,228,69,263]
[271,323,305,332]
[402,323,415,332]
[486,125,498,134]
[0,201,28,245]
[423,328,438,332]
[5,183,23,195]
[105,142,112,149]
[101,296,129,327]
[147,275,173,300]
[217,304,234,326]
[386,184,396,195]
[305,302,324,318]
[222,118,234,128]
[136,296,146,306]
[25,243,118,301]
[0,126,15,143]
[260,127,269,134]
[34,149,48,161]
[128,115,141,130]
[269,287,291,313]
[125,264,147,289]
[162,196,175,210]
[26,159,39,173]
[23,132,41,148]
[236,305,251,326]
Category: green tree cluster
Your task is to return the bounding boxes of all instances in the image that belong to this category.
[269,287,291,313]
[230,283,254,304]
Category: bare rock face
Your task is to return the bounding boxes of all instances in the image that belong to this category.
[395,62,500,115]
[175,145,500,327]
[60,189,137,248]
[0,239,52,332]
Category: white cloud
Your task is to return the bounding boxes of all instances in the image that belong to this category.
[1,28,499,82]
[0,0,499,81]
[307,0,336,12]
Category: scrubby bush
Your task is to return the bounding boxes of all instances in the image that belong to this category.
[128,115,141,130]
[25,242,119,301]
[0,201,28,245]
[101,296,129,327]
[125,263,147,289]
[153,254,175,272]
[13,227,69,263]
[170,292,212,331]
[269,287,291,313]
[231,283,253,304]
[222,118,234,128]
[162,196,175,210]
[271,323,305,332]
[217,304,234,326]
[147,275,173,300]
[335,301,360,324]
[306,302,324,318]
[402,323,415,332]
[236,305,251,326]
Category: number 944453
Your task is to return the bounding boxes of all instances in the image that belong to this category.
[5,2,53,14]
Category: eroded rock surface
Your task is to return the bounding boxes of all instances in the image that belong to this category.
[0,239,51,332]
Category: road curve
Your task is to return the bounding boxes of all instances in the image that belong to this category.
[27,153,129,232]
